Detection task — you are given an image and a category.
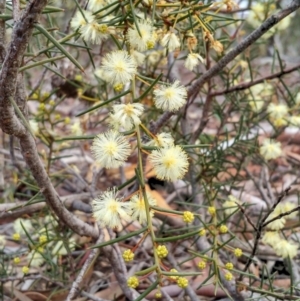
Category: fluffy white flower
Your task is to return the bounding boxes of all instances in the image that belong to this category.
[161,31,180,51]
[289,115,300,127]
[250,82,273,97]
[266,212,286,230]
[276,202,298,219]
[262,231,281,247]
[51,237,76,256]
[70,10,94,30]
[80,22,109,44]
[149,146,189,181]
[147,132,174,148]
[14,219,33,236]
[267,103,289,120]
[0,235,6,248]
[273,239,298,259]
[96,50,137,85]
[131,50,146,66]
[91,188,131,229]
[110,103,144,131]
[247,3,293,35]
[88,0,110,12]
[129,192,157,224]
[29,120,39,135]
[184,53,204,71]
[259,139,282,161]
[153,80,187,112]
[91,130,131,168]
[127,20,157,51]
[27,250,45,267]
[70,121,83,136]
[223,195,240,216]
[295,92,300,104]
[248,83,273,112]
[249,100,264,112]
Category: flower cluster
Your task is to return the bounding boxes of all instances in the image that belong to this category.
[127,276,139,288]
[266,202,297,230]
[182,211,194,223]
[177,277,188,288]
[91,130,131,169]
[153,81,187,112]
[198,261,206,270]
[92,189,157,229]
[109,103,144,131]
[95,50,137,87]
[261,202,299,258]
[259,139,282,161]
[127,20,157,51]
[262,231,298,259]
[247,82,273,112]
[149,145,189,181]
[71,10,113,44]
[223,195,240,216]
[129,193,157,224]
[156,245,168,258]
[123,249,135,262]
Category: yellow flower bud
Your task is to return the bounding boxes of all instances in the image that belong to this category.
[127,276,139,288]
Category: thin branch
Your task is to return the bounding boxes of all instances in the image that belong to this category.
[12,0,20,21]
[244,166,272,206]
[0,191,95,221]
[66,234,103,301]
[190,41,213,141]
[81,291,110,301]
[0,0,6,63]
[209,62,300,97]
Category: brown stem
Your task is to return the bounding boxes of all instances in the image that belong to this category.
[209,62,300,97]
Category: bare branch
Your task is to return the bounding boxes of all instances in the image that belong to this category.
[209,62,300,97]
[0,0,6,62]
[66,234,103,301]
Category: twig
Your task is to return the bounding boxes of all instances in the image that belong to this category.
[236,203,257,232]
[189,38,212,141]
[12,0,20,21]
[287,259,300,296]
[0,191,95,221]
[0,275,65,287]
[0,0,6,63]
[263,166,276,204]
[66,234,103,301]
[80,291,110,301]
[244,166,272,206]
[209,62,300,97]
